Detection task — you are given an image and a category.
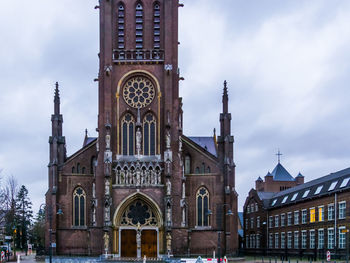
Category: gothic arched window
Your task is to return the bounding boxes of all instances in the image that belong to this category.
[77,163,80,174]
[135,2,143,49]
[201,162,206,174]
[196,187,210,226]
[82,167,86,174]
[153,2,160,49]
[72,166,75,174]
[185,155,191,174]
[117,3,125,49]
[143,113,156,155]
[121,113,135,155]
[195,167,200,174]
[90,156,97,174]
[207,166,211,173]
[73,187,86,226]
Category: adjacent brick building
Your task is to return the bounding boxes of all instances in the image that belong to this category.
[244,164,350,259]
[45,0,238,258]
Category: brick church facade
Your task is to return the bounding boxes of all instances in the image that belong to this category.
[46,0,238,258]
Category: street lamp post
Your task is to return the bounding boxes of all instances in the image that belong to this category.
[39,203,63,263]
[209,204,233,263]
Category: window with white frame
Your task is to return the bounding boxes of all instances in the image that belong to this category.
[318,229,324,249]
[294,211,299,225]
[256,234,260,248]
[275,233,279,248]
[247,205,250,214]
[302,209,307,224]
[246,235,249,248]
[328,204,334,220]
[255,203,258,212]
[252,234,256,248]
[310,230,315,249]
[340,177,350,188]
[294,231,299,249]
[251,217,254,228]
[275,215,279,227]
[287,212,292,226]
[328,228,334,249]
[287,232,292,249]
[251,203,254,213]
[257,216,260,228]
[302,231,307,249]
[281,213,285,226]
[339,227,346,249]
[269,233,273,248]
[245,218,248,229]
[318,206,324,221]
[281,232,285,249]
[269,216,273,228]
[339,201,346,219]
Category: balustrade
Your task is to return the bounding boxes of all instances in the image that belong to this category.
[113,49,164,63]
[113,162,162,187]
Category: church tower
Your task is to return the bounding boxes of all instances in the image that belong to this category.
[95,0,181,257]
[47,0,238,257]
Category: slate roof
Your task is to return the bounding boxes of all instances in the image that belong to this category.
[271,163,295,181]
[83,137,97,147]
[188,136,217,157]
[238,212,244,227]
[267,167,350,209]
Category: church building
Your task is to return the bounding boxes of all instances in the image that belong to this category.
[46,0,238,257]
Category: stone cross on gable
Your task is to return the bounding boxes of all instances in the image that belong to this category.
[276,149,282,163]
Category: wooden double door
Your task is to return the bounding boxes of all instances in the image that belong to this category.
[121,229,157,258]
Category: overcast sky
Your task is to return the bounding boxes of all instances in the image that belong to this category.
[1,0,350,214]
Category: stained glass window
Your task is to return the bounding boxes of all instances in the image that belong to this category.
[143,113,156,155]
[73,187,86,226]
[196,187,210,226]
[121,114,135,155]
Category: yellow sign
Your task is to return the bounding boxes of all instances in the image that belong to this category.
[341,229,349,233]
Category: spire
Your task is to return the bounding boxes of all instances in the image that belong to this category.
[222,80,228,114]
[54,82,60,115]
[213,128,217,145]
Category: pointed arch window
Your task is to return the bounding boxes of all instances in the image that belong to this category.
[73,187,86,226]
[135,2,143,49]
[117,3,125,49]
[122,114,135,155]
[153,2,161,49]
[196,187,210,226]
[143,113,156,155]
[185,155,191,174]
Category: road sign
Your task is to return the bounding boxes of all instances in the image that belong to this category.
[4,236,11,240]
[327,250,331,261]
[341,229,349,233]
[1,251,4,260]
[51,243,56,248]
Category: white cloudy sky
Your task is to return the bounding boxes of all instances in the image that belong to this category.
[1,0,350,213]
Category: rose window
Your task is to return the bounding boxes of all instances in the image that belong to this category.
[123,76,155,108]
[120,200,158,227]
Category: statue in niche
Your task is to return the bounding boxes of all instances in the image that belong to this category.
[136,168,141,186]
[178,136,182,152]
[103,232,109,252]
[92,183,96,198]
[136,127,142,155]
[166,208,171,223]
[166,233,172,252]
[105,201,110,221]
[105,134,110,149]
[105,179,110,195]
[166,180,171,195]
[166,130,171,149]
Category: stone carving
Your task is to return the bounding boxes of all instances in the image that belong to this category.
[105,179,110,195]
[136,127,142,155]
[166,180,171,195]
[166,130,171,149]
[105,134,110,149]
[166,233,172,252]
[114,164,162,186]
[103,232,109,252]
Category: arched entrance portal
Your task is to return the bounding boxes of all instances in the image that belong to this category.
[114,193,163,258]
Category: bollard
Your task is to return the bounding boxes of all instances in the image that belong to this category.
[288,258,290,263]
[17,254,20,263]
[143,255,147,263]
